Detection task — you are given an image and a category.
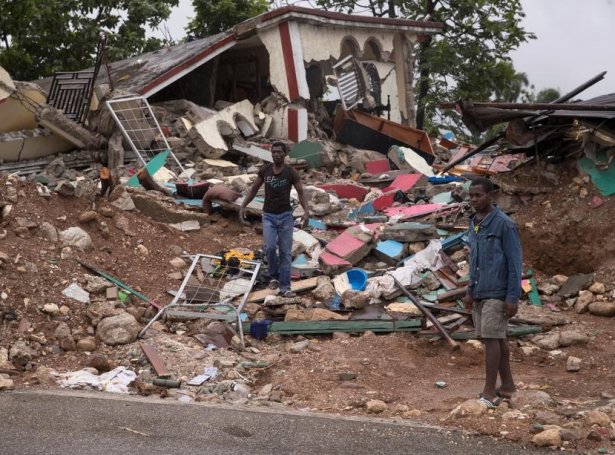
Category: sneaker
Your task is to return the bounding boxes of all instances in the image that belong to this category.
[280,290,296,298]
[268,280,279,290]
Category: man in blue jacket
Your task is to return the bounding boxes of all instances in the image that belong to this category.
[464,177,522,408]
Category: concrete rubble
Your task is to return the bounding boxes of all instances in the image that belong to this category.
[0,10,614,453]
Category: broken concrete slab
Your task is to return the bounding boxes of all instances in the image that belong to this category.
[130,192,210,225]
[293,230,320,254]
[36,106,105,150]
[373,240,405,266]
[381,222,437,242]
[384,203,445,219]
[382,173,422,193]
[325,231,372,265]
[0,129,73,162]
[170,220,201,232]
[189,99,258,159]
[365,160,390,174]
[388,145,436,177]
[319,183,369,202]
[318,251,352,275]
[232,142,272,162]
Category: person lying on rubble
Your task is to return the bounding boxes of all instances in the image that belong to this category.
[463,176,522,409]
[239,142,310,298]
[201,184,240,215]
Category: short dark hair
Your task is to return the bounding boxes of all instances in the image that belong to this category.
[271,141,288,154]
[470,176,494,193]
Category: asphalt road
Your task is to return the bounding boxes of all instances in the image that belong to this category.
[0,390,543,455]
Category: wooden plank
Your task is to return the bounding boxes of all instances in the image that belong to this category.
[140,342,171,379]
[246,277,319,303]
[435,269,458,291]
[426,313,462,328]
[436,286,468,303]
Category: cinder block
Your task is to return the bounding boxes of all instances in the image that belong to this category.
[373,240,405,265]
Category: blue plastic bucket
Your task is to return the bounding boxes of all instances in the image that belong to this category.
[346,268,368,291]
[250,320,272,340]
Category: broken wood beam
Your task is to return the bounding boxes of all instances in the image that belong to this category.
[436,287,468,303]
[242,319,422,335]
[137,168,171,196]
[140,342,171,378]
[392,275,460,351]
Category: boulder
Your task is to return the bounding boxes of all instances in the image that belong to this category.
[589,282,606,294]
[558,331,589,347]
[450,399,487,418]
[312,276,336,301]
[366,399,387,414]
[574,290,594,314]
[532,332,560,350]
[566,356,582,372]
[341,289,370,309]
[8,341,39,367]
[510,390,554,409]
[585,410,611,427]
[39,222,58,242]
[59,227,93,251]
[76,338,97,352]
[0,375,14,391]
[588,301,615,317]
[96,312,139,346]
[532,428,561,447]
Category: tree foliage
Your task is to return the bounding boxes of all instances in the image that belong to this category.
[187,0,270,38]
[534,87,561,103]
[316,0,535,137]
[0,0,178,81]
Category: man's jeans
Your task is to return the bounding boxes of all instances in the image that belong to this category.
[262,211,294,292]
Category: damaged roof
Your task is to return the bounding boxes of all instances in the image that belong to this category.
[33,6,442,99]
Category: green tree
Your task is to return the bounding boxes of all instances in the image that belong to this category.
[316,0,535,135]
[0,0,178,81]
[187,0,270,38]
[534,87,561,103]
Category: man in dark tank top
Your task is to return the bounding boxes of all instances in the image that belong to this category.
[240,142,310,297]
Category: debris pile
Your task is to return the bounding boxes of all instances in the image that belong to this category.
[0,18,614,450]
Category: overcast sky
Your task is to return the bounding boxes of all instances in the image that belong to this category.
[154,0,615,100]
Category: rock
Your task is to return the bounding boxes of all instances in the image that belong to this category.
[566,356,582,372]
[136,244,149,255]
[54,322,72,339]
[9,341,39,367]
[62,283,90,303]
[589,282,606,294]
[535,410,560,425]
[29,366,57,386]
[588,301,615,317]
[76,338,97,352]
[585,410,611,427]
[559,428,581,441]
[450,399,487,418]
[532,332,560,350]
[59,336,76,351]
[341,289,369,309]
[290,340,310,353]
[312,276,336,301]
[574,290,595,314]
[532,428,562,447]
[59,227,93,251]
[86,353,111,372]
[502,410,529,420]
[587,427,610,441]
[269,390,282,402]
[332,332,350,340]
[538,282,560,296]
[520,345,540,356]
[170,257,187,269]
[115,216,135,237]
[366,399,387,414]
[86,301,120,326]
[96,313,139,346]
[551,274,568,287]
[381,222,436,243]
[84,275,110,294]
[466,339,484,351]
[42,303,60,316]
[98,206,114,218]
[558,273,594,297]
[0,375,14,391]
[558,331,589,347]
[231,383,250,400]
[403,409,423,418]
[111,192,135,211]
[510,390,554,409]
[78,211,98,223]
[38,222,58,242]
[258,383,273,396]
[338,372,357,381]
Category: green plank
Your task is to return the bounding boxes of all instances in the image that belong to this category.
[242,319,422,335]
[290,140,322,169]
[447,324,542,340]
[526,268,542,306]
[127,150,170,187]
